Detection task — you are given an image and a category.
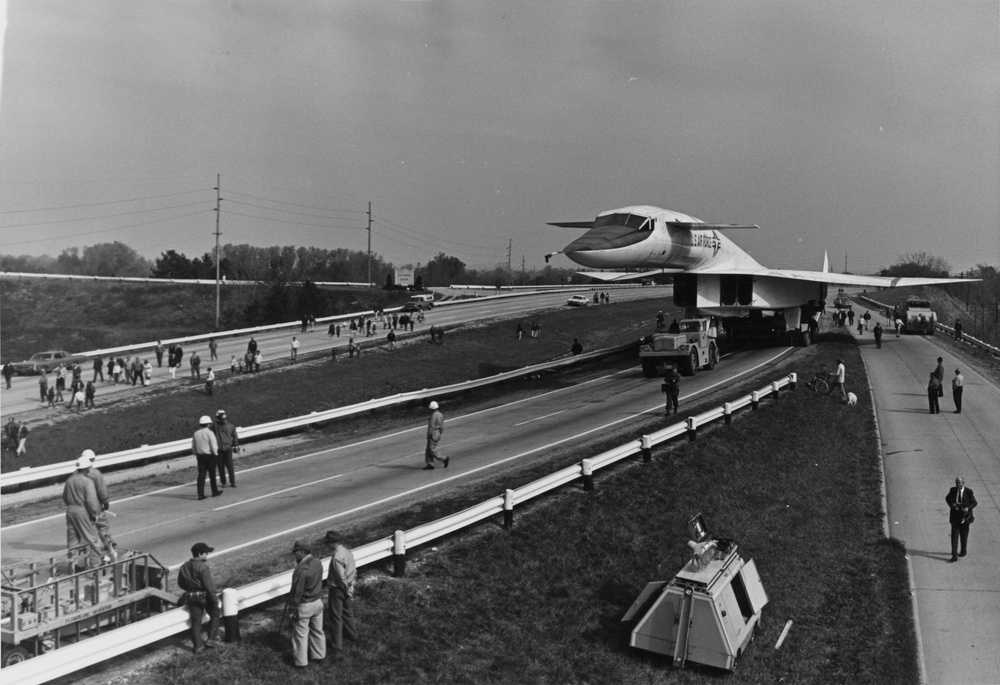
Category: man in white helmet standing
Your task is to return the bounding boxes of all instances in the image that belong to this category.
[63,453,105,570]
[424,401,449,470]
[80,449,116,561]
[192,415,221,500]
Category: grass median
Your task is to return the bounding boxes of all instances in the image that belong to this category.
[109,330,917,685]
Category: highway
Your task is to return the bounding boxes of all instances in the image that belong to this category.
[854,307,1000,684]
[0,286,669,418]
[0,343,793,572]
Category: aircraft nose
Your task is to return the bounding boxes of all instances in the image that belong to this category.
[563,225,649,255]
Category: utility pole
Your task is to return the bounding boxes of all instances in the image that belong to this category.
[214,174,222,329]
[367,201,372,287]
[844,252,848,274]
[507,239,512,287]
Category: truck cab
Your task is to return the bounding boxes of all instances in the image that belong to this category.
[639,318,719,377]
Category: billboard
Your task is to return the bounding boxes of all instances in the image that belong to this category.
[394,267,414,287]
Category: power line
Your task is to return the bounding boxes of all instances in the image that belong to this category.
[0,208,212,248]
[222,209,365,230]
[223,189,368,216]
[0,200,214,230]
[0,188,213,214]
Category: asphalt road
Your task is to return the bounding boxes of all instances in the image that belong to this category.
[0,286,670,418]
[855,306,1000,684]
[0,343,792,572]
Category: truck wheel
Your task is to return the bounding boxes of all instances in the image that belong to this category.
[704,343,718,370]
[679,349,697,376]
[641,359,658,378]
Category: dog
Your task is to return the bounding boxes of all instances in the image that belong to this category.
[846,392,858,406]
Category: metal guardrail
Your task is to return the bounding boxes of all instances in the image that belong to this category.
[0,343,635,490]
[4,373,796,684]
[856,295,999,356]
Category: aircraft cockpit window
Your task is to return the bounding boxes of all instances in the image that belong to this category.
[625,213,648,229]
[594,213,652,230]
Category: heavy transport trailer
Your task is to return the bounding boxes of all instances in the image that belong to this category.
[1,546,179,667]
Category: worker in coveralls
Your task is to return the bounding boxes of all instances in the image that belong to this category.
[62,455,106,570]
[79,449,117,561]
[424,401,449,470]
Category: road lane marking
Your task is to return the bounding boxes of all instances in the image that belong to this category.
[212,473,346,511]
[515,410,566,426]
[4,347,790,537]
[169,347,793,568]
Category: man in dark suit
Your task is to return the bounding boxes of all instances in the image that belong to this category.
[945,477,977,562]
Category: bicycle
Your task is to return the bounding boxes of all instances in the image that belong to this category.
[804,371,829,394]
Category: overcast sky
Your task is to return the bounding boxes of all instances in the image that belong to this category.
[1,1,997,275]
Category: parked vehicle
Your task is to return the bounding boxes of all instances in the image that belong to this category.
[11,351,90,376]
[566,295,590,307]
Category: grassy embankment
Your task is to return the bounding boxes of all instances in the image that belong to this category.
[1,298,653,474]
[89,329,916,685]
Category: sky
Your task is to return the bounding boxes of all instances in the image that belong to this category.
[0,1,997,275]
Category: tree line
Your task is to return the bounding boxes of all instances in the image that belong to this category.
[0,242,584,287]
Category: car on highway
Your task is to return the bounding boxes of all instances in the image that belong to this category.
[401,302,428,313]
[11,350,90,376]
[566,295,590,307]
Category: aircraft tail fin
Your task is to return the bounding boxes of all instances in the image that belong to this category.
[822,250,830,273]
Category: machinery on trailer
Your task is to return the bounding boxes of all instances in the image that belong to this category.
[622,514,767,672]
[639,318,719,377]
[1,546,178,667]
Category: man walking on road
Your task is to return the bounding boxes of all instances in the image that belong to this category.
[945,477,977,562]
[289,540,326,668]
[873,322,883,348]
[952,369,964,413]
[424,401,449,470]
[192,415,221,500]
[324,532,359,660]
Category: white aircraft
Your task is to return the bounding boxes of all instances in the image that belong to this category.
[546,205,975,342]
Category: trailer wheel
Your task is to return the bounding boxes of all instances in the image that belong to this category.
[2,645,31,667]
[641,359,658,378]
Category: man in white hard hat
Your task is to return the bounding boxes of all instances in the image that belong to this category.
[80,449,116,561]
[424,401,449,470]
[63,452,105,570]
[192,415,221,500]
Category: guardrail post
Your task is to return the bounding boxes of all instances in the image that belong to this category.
[686,417,697,442]
[581,459,594,491]
[222,588,240,642]
[724,403,733,425]
[640,435,652,463]
[788,372,797,390]
[503,489,514,530]
[393,530,406,578]
[771,381,780,398]
[751,390,761,411]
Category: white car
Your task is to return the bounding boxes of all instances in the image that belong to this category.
[566,295,590,307]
